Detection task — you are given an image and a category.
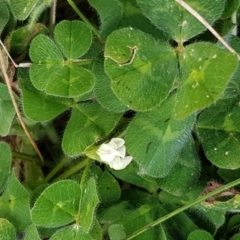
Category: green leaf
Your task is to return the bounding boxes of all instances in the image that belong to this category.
[110,163,158,193]
[230,234,240,240]
[159,187,203,208]
[104,28,177,111]
[0,218,16,240]
[159,204,198,239]
[119,0,168,40]
[0,142,11,193]
[0,83,18,136]
[29,21,94,98]
[19,69,70,121]
[99,202,131,223]
[188,230,214,240]
[114,202,159,239]
[50,225,93,240]
[222,63,240,99]
[89,218,102,240]
[157,138,200,196]
[79,178,99,232]
[6,23,48,59]
[194,194,240,228]
[227,215,240,233]
[54,20,92,59]
[0,2,9,34]
[108,224,126,240]
[222,0,240,19]
[0,171,31,231]
[24,224,40,240]
[32,180,81,228]
[97,171,121,204]
[196,96,240,169]
[137,0,225,42]
[10,0,38,20]
[30,34,62,64]
[62,102,121,156]
[175,42,238,119]
[222,36,240,99]
[93,60,128,113]
[217,168,240,182]
[88,0,123,40]
[125,95,195,177]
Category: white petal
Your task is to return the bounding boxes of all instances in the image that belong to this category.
[109,138,125,148]
[96,144,121,162]
[117,145,126,158]
[107,141,118,149]
[110,156,133,170]
[120,156,133,168]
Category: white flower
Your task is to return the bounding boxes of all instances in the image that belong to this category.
[96,138,133,170]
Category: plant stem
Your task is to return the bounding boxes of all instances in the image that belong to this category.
[12,151,41,164]
[49,0,57,36]
[67,0,100,39]
[43,155,69,183]
[231,11,238,36]
[50,158,89,183]
[125,177,240,239]
[80,158,92,189]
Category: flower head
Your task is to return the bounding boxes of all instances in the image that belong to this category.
[96,138,133,170]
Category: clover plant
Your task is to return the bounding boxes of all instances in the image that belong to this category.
[1,0,240,239]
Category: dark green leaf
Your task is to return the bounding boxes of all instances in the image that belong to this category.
[79,178,99,232]
[19,69,70,121]
[6,23,48,59]
[105,28,177,111]
[97,171,121,204]
[110,163,158,193]
[175,42,238,119]
[54,20,92,59]
[125,95,195,177]
[88,0,123,40]
[32,180,81,228]
[222,0,240,19]
[0,83,18,136]
[188,230,213,240]
[0,142,11,193]
[196,96,240,169]
[29,21,94,98]
[62,102,121,156]
[0,171,31,231]
[218,168,240,182]
[137,0,225,42]
[157,138,200,195]
[93,60,128,113]
[227,215,240,233]
[10,0,38,20]
[0,2,10,34]
[230,234,240,240]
